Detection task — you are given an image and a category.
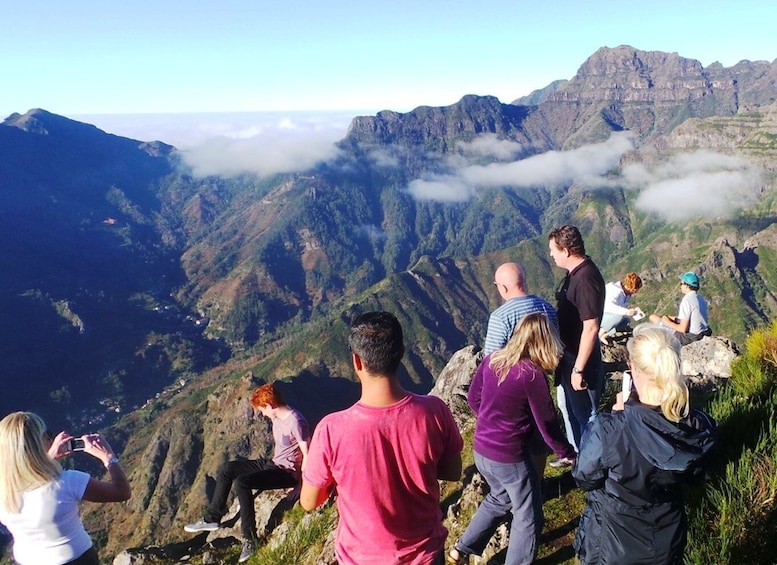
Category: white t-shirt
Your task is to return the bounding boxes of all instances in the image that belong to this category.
[0,470,92,565]
[678,291,709,334]
[603,281,630,315]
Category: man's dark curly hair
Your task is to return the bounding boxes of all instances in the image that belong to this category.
[348,311,405,376]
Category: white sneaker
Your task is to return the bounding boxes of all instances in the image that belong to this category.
[238,540,255,563]
[548,456,574,469]
[184,518,220,533]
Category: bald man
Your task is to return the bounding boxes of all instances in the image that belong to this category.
[484,262,558,355]
[483,262,563,478]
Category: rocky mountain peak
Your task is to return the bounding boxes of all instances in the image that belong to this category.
[578,45,702,77]
[548,45,714,106]
[2,108,173,157]
[343,94,532,150]
[4,108,103,137]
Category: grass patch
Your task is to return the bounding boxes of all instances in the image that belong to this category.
[685,322,777,563]
[245,504,338,565]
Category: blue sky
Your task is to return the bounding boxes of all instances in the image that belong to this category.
[2,0,776,118]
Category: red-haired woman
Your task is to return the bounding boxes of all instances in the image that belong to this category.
[599,272,643,344]
[184,383,310,563]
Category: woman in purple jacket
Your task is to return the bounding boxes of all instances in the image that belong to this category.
[448,312,576,565]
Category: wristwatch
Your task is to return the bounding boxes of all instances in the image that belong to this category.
[106,456,120,468]
[572,366,583,374]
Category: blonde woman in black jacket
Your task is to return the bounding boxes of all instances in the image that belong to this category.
[572,324,716,564]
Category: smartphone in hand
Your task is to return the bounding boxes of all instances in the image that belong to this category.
[622,371,632,398]
[67,438,86,452]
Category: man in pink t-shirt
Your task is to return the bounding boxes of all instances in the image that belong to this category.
[301,311,463,565]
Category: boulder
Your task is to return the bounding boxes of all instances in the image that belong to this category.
[681,336,739,379]
[429,345,481,404]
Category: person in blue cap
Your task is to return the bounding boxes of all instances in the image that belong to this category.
[649,271,711,345]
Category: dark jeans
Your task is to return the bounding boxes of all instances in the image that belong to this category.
[205,458,298,539]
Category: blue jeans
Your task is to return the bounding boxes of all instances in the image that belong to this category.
[556,384,578,452]
[600,312,627,335]
[557,353,602,448]
[456,453,543,565]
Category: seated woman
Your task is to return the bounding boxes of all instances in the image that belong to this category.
[449,312,576,565]
[573,325,717,565]
[0,412,131,565]
[599,272,643,344]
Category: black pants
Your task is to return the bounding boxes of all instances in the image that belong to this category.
[204,458,298,539]
[65,546,99,565]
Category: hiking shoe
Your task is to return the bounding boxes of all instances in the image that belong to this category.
[238,540,255,563]
[548,456,574,469]
[447,547,468,564]
[183,518,220,533]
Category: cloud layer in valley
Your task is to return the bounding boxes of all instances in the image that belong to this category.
[624,151,763,221]
[80,113,765,221]
[78,111,353,178]
[407,132,637,202]
[406,133,763,221]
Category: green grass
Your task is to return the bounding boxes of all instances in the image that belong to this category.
[685,322,777,564]
[245,505,338,565]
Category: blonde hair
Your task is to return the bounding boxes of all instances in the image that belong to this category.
[489,313,563,385]
[0,412,62,514]
[627,326,689,422]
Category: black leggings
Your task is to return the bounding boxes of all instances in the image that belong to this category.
[205,458,298,539]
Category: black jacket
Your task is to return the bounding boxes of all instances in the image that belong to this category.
[572,401,716,564]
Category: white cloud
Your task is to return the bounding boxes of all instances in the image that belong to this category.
[408,177,477,202]
[72,113,765,219]
[455,134,523,161]
[74,111,352,178]
[367,148,400,168]
[626,151,762,221]
[180,129,342,178]
[408,131,637,201]
[358,224,387,241]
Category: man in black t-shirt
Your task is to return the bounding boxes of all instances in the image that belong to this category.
[548,225,605,449]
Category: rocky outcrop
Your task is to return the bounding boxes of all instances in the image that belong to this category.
[111,337,739,563]
[682,336,740,381]
[604,334,739,390]
[429,345,481,403]
[113,488,297,564]
[344,95,544,152]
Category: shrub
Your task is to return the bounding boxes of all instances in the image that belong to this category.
[685,323,777,563]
